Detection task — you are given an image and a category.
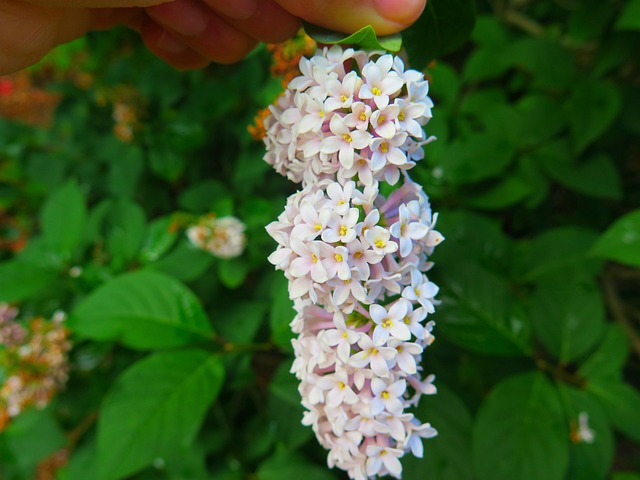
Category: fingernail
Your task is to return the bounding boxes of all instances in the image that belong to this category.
[158,30,187,53]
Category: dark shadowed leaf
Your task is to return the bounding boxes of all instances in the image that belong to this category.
[586,380,640,442]
[591,209,640,267]
[403,0,476,67]
[404,384,473,480]
[97,350,224,480]
[439,262,532,356]
[473,372,569,480]
[579,324,630,382]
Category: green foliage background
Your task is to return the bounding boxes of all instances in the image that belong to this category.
[1,0,640,479]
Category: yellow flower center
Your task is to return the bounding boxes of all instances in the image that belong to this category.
[382,318,393,329]
[341,95,348,102]
[335,253,343,262]
[372,87,382,96]
[359,112,367,121]
[381,391,390,400]
[380,142,389,153]
[354,251,363,259]
[375,240,386,248]
[338,381,346,390]
[312,253,318,263]
[377,115,385,125]
[398,111,405,121]
[314,224,322,231]
[343,134,352,143]
[339,225,348,236]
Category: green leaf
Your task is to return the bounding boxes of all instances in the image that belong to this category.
[70,270,214,349]
[559,385,614,480]
[614,474,640,480]
[104,140,144,199]
[302,23,401,53]
[97,350,224,480]
[269,274,295,352]
[179,180,230,214]
[139,216,180,264]
[473,372,569,480]
[439,262,533,356]
[40,179,87,257]
[579,324,630,382]
[148,148,186,182]
[514,227,600,282]
[151,240,215,282]
[218,258,249,289]
[3,407,66,478]
[567,79,621,154]
[531,274,605,364]
[268,365,312,450]
[437,133,516,185]
[465,174,532,210]
[106,199,147,269]
[504,38,576,89]
[586,380,640,442]
[217,301,267,344]
[435,210,511,274]
[616,0,640,30]
[0,259,58,303]
[403,384,473,480]
[591,209,640,267]
[257,449,336,480]
[403,0,476,67]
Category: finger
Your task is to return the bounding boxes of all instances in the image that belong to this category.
[271,0,426,36]
[213,0,301,44]
[0,0,93,74]
[25,0,172,9]
[147,4,258,64]
[138,13,211,69]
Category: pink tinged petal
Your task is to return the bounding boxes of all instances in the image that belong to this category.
[387,147,407,165]
[402,286,418,301]
[344,388,359,405]
[339,146,355,169]
[369,354,390,377]
[350,130,373,149]
[281,108,301,125]
[408,222,430,240]
[267,248,291,267]
[381,76,404,96]
[310,262,328,283]
[289,257,311,277]
[321,229,340,243]
[351,282,369,302]
[383,454,403,478]
[385,396,404,415]
[326,388,344,408]
[349,350,370,368]
[370,304,387,324]
[373,325,390,346]
[366,457,383,477]
[337,263,351,281]
[389,321,412,341]
[388,300,408,320]
[399,236,413,257]
[373,94,390,110]
[375,121,396,139]
[370,377,386,395]
[320,136,342,154]
[369,398,385,416]
[425,230,445,247]
[332,284,350,305]
[388,380,407,397]
[397,353,417,374]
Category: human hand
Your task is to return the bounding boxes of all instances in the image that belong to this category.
[0,0,427,75]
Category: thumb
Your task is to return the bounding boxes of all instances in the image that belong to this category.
[271,0,426,36]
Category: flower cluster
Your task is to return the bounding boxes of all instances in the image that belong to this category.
[186,214,247,259]
[264,46,443,479]
[0,306,71,432]
[0,71,60,127]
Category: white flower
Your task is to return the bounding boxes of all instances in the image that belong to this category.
[315,370,359,408]
[364,226,398,256]
[289,239,329,283]
[349,333,397,377]
[390,204,430,257]
[370,378,406,415]
[359,54,404,109]
[320,115,372,169]
[370,302,411,345]
[402,270,439,312]
[365,444,404,478]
